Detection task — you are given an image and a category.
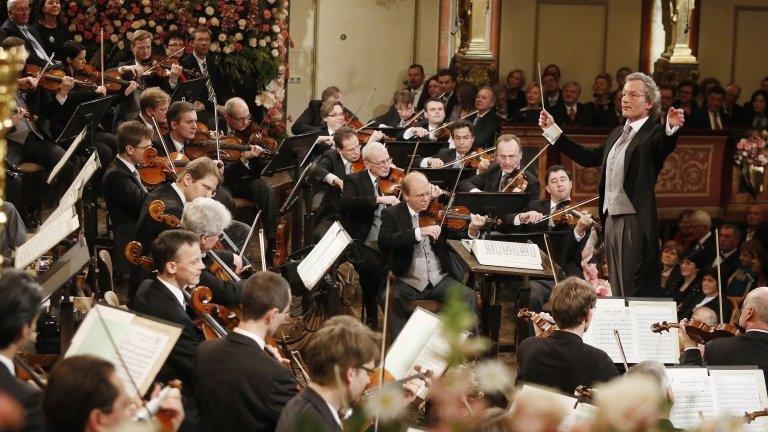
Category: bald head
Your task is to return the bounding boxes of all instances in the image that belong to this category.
[742,287,768,328]
[691,306,717,326]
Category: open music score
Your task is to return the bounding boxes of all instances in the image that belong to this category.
[296,221,352,290]
[15,206,80,270]
[582,298,680,364]
[667,367,768,431]
[65,305,182,395]
[513,385,597,432]
[467,239,543,270]
[384,307,469,400]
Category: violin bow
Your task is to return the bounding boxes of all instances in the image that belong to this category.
[152,118,179,181]
[213,95,222,163]
[342,87,377,128]
[403,108,424,127]
[258,228,267,272]
[543,233,559,285]
[613,329,629,371]
[355,119,376,133]
[375,274,392,432]
[538,196,599,224]
[438,165,465,230]
[239,210,261,258]
[100,28,105,88]
[36,53,55,81]
[440,146,495,169]
[714,227,724,322]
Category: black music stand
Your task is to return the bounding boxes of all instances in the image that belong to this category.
[452,192,529,217]
[385,140,446,167]
[171,77,208,103]
[262,130,324,176]
[413,168,474,189]
[55,95,115,145]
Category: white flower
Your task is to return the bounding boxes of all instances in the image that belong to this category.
[210,42,220,52]
[267,0,276,3]
[110,34,119,43]
[264,36,271,43]
[238,19,247,28]
[140,0,149,5]
[223,45,232,54]
[218,33,226,42]
[198,17,206,25]
[248,38,257,47]
[235,32,243,41]
[131,21,141,29]
[68,24,77,32]
[270,41,278,47]
[148,20,155,27]
[155,25,163,33]
[143,6,150,13]
[74,34,83,42]
[473,359,513,394]
[258,39,267,47]
[118,41,125,49]
[272,25,280,33]
[363,385,408,423]
[205,6,214,16]
[271,48,279,57]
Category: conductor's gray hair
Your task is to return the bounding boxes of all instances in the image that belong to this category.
[625,72,661,119]
[181,197,232,236]
[362,141,387,162]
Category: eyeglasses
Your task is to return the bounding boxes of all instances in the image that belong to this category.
[134,144,153,151]
[327,112,344,118]
[621,91,645,99]
[367,158,392,167]
[497,154,521,160]
[357,365,375,374]
[229,114,251,122]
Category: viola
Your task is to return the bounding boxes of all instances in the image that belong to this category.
[419,201,501,231]
[517,308,557,337]
[75,64,145,93]
[183,286,231,340]
[187,135,276,162]
[650,319,743,345]
[138,148,189,187]
[25,64,96,92]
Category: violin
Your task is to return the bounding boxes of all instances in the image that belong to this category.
[75,64,145,93]
[272,218,289,268]
[138,147,189,187]
[745,409,768,424]
[650,319,743,345]
[149,200,181,228]
[551,206,603,232]
[145,55,200,78]
[238,121,279,155]
[25,64,96,92]
[500,168,529,192]
[419,201,501,231]
[517,308,557,337]
[351,162,404,196]
[466,150,493,170]
[187,134,276,162]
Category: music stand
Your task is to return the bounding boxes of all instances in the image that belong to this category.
[453,192,529,217]
[55,95,115,145]
[386,140,445,167]
[262,130,324,176]
[413,168,474,189]
[171,77,208,103]
[38,237,91,303]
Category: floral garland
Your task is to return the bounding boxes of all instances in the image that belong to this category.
[63,0,290,138]
[734,128,768,169]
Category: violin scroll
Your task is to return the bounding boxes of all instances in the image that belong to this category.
[149,200,181,228]
[125,241,155,271]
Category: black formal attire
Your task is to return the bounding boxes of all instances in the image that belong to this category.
[374,105,404,128]
[0,19,50,66]
[291,100,355,135]
[341,170,387,328]
[557,102,599,127]
[402,119,447,142]
[545,89,565,114]
[180,53,229,121]
[685,233,717,270]
[222,156,277,243]
[415,85,432,111]
[378,201,476,336]
[102,157,148,273]
[443,91,458,116]
[739,109,768,129]
[714,249,740,289]
[510,107,541,125]
[673,100,701,117]
[516,330,618,395]
[724,103,745,125]
[415,147,468,168]
[458,162,540,203]
[688,107,731,131]
[199,251,243,306]
[552,117,679,297]
[506,89,526,113]
[671,277,704,320]
[466,109,500,149]
[30,21,72,60]
[680,330,768,384]
[595,107,621,128]
[311,148,350,240]
[0,361,44,432]
[196,331,298,432]
[275,387,341,432]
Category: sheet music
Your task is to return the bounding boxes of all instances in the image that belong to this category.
[667,367,717,429]
[15,207,79,269]
[709,369,768,432]
[514,384,577,416]
[628,300,680,364]
[65,305,181,395]
[40,188,78,229]
[558,403,598,432]
[582,299,635,362]
[70,151,102,195]
[47,126,87,184]
[470,239,543,269]
[296,221,352,290]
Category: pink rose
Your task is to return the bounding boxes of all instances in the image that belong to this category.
[263,9,272,19]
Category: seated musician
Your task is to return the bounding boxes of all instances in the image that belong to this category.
[292,85,355,135]
[417,119,476,169]
[515,277,618,394]
[217,97,278,260]
[312,126,361,240]
[161,30,186,86]
[196,271,298,432]
[0,269,44,432]
[679,286,768,383]
[2,0,53,66]
[315,100,383,148]
[341,141,400,329]
[102,121,153,274]
[378,171,476,337]
[43,356,184,432]
[466,86,501,149]
[180,26,228,120]
[374,89,416,129]
[470,165,593,313]
[131,229,207,413]
[626,361,678,432]
[275,316,381,432]
[130,157,221,299]
[157,100,197,156]
[459,134,540,199]
[402,97,446,141]
[114,29,169,125]
[180,197,244,306]
[133,86,170,131]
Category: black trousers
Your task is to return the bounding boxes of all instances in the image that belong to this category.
[7,135,75,206]
[353,244,387,328]
[228,177,277,240]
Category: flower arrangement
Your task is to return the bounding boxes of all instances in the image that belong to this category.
[734,128,768,197]
[63,0,290,138]
[583,263,611,297]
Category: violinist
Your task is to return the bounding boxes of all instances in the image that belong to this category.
[161,30,186,85]
[313,100,373,148]
[180,26,228,119]
[341,141,400,329]
[132,230,207,413]
[0,269,45,432]
[180,197,244,306]
[133,86,170,131]
[378,171,476,337]
[516,277,618,395]
[402,97,446,141]
[113,30,162,124]
[459,134,540,198]
[276,316,382,432]
[679,286,768,384]
[158,100,197,156]
[312,126,361,240]
[291,85,355,135]
[374,90,415,129]
[218,97,278,261]
[102,121,153,274]
[43,356,185,432]
[196,272,298,432]
[465,86,501,149]
[416,119,475,168]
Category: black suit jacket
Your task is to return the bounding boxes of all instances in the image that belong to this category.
[688,107,731,130]
[414,147,461,168]
[275,386,342,432]
[132,278,203,397]
[102,158,148,271]
[716,250,741,289]
[443,91,458,116]
[685,233,718,270]
[196,332,298,432]
[223,157,265,188]
[378,201,454,279]
[0,20,47,66]
[374,105,402,128]
[180,53,228,112]
[199,251,243,306]
[0,365,44,432]
[680,331,768,384]
[458,163,540,202]
[466,110,500,149]
[291,99,355,135]
[516,330,618,395]
[313,149,348,228]
[341,170,378,244]
[556,103,599,127]
[555,118,678,295]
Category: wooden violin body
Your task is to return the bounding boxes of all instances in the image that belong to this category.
[125,241,155,271]
[517,308,557,337]
[149,200,181,228]
[650,319,742,345]
[138,148,188,187]
[25,64,96,92]
[418,201,501,231]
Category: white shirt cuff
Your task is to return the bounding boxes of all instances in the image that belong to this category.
[542,123,563,144]
[240,158,250,169]
[665,123,679,136]
[420,158,431,168]
[325,173,339,185]
[513,215,521,226]
[403,128,415,140]
[414,227,422,242]
[573,230,585,241]
[469,188,482,193]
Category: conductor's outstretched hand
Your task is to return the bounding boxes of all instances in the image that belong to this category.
[539,109,555,130]
[667,107,686,128]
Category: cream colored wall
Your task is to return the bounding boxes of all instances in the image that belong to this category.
[699,0,768,95]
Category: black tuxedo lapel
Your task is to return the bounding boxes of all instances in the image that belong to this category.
[116,158,144,190]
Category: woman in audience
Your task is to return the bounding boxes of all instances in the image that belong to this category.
[660,240,684,288]
[741,90,768,129]
[31,0,73,59]
[664,249,705,319]
[505,69,526,113]
[682,268,730,321]
[510,83,541,124]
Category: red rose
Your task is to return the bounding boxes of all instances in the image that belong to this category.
[261,24,270,32]
[263,9,271,19]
